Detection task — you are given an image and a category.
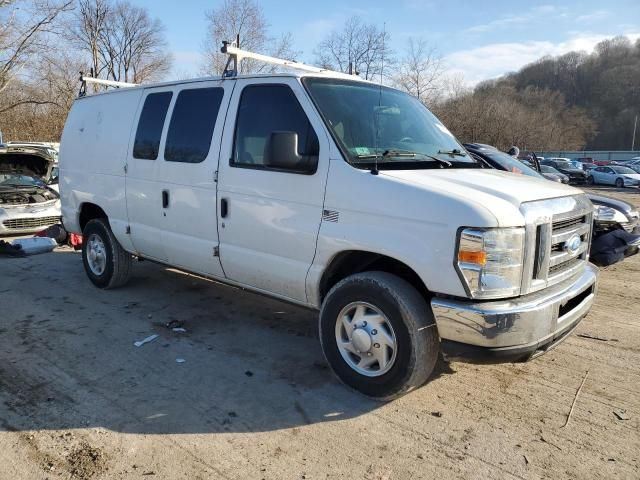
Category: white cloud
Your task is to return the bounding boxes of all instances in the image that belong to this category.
[465,4,564,34]
[576,10,611,23]
[444,33,640,86]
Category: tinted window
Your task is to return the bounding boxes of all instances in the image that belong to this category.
[133,92,172,160]
[164,87,224,163]
[483,151,541,178]
[233,84,318,173]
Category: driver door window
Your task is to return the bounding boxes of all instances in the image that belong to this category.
[232,84,318,174]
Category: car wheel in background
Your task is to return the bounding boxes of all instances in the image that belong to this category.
[615,178,624,188]
[587,176,594,185]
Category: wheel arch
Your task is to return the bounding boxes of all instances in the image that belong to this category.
[79,202,108,232]
[319,250,431,304]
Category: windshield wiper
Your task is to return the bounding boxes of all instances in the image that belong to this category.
[354,150,452,171]
[437,149,467,157]
[383,149,415,157]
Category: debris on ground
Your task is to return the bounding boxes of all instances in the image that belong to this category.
[0,239,25,257]
[172,327,187,333]
[134,334,159,347]
[562,370,589,428]
[13,237,57,255]
[245,370,254,377]
[34,224,68,244]
[176,358,186,363]
[430,411,443,418]
[613,409,630,420]
[67,442,107,479]
[577,333,613,342]
[165,320,185,329]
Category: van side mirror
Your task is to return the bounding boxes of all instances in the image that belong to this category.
[264,131,318,173]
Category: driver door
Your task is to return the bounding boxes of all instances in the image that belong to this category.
[216,78,330,302]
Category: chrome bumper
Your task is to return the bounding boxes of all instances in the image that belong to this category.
[431,263,598,352]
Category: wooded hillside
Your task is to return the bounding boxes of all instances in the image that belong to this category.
[435,36,640,151]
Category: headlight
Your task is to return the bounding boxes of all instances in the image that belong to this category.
[455,227,525,299]
[593,205,628,224]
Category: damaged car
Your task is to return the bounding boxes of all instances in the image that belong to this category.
[0,143,61,236]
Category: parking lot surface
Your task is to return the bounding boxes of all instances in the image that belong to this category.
[1,187,639,480]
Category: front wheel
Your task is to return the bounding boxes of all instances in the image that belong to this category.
[319,272,439,400]
[587,176,594,185]
[615,178,624,188]
[82,218,132,289]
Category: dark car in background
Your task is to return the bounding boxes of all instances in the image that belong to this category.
[539,164,569,183]
[540,158,587,184]
[464,143,639,237]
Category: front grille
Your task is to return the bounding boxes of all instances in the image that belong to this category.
[553,216,586,231]
[2,216,61,230]
[549,256,581,276]
[547,214,590,279]
[521,195,593,294]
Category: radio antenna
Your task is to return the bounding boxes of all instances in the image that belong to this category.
[372,22,386,176]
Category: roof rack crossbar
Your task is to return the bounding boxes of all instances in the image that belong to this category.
[220,41,341,78]
[78,71,138,97]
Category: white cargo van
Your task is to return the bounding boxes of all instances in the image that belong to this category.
[59,47,598,399]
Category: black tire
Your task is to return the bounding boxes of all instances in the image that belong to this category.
[82,218,132,289]
[587,175,594,185]
[615,178,624,188]
[319,272,439,400]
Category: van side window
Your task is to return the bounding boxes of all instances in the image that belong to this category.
[165,87,224,163]
[133,92,172,160]
[232,85,319,174]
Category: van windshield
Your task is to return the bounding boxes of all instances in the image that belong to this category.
[303,77,477,169]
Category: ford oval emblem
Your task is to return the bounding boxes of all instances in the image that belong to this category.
[564,234,582,254]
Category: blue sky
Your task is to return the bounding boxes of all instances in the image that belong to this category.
[131,0,640,84]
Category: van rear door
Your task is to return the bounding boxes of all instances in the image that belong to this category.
[126,87,173,261]
[153,80,232,277]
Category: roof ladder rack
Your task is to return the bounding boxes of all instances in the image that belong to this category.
[220,37,345,78]
[78,69,138,97]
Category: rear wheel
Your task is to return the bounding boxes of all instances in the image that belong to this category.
[319,272,439,400]
[82,218,132,289]
[615,178,624,188]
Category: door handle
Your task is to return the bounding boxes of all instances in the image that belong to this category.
[162,190,169,208]
[221,198,228,218]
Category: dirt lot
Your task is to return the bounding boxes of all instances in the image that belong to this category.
[1,186,639,480]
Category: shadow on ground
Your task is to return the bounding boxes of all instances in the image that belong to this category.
[0,249,454,435]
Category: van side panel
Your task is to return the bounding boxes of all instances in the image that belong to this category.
[59,89,144,252]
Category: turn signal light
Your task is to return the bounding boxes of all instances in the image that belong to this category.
[458,250,487,265]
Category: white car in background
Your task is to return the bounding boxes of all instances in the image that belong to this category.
[587,165,640,188]
[0,143,61,236]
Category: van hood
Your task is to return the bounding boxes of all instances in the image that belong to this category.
[381,168,579,207]
[0,145,55,178]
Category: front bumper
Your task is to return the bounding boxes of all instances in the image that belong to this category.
[432,263,598,363]
[0,202,61,236]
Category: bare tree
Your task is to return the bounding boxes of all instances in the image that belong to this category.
[0,0,73,94]
[71,0,171,84]
[394,37,442,105]
[202,0,299,75]
[314,16,392,80]
[71,0,109,80]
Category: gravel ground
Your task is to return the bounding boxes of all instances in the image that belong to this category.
[0,186,638,480]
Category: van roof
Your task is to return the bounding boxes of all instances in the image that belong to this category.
[78,70,372,100]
